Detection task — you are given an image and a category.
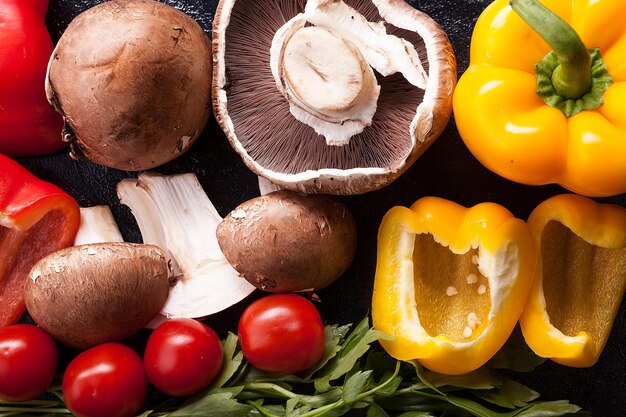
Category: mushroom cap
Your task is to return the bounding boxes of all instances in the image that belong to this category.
[25,243,170,349]
[46,0,213,171]
[212,0,456,195]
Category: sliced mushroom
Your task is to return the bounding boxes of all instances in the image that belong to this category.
[213,0,456,194]
[117,173,256,320]
[302,0,427,88]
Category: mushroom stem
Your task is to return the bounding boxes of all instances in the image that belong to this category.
[271,15,380,146]
[258,176,283,196]
[73,206,124,246]
[282,27,366,113]
[117,173,255,319]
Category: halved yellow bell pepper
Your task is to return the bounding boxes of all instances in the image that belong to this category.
[372,197,536,375]
[520,194,626,367]
[454,0,626,197]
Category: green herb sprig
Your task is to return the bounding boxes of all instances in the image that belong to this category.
[152,318,589,417]
[0,318,590,417]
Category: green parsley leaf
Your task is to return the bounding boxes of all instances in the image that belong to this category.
[168,391,252,416]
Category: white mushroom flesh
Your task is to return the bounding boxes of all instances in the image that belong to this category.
[73,206,124,246]
[271,16,380,146]
[304,0,427,88]
[284,27,365,112]
[258,176,283,195]
[269,0,428,147]
[117,173,255,320]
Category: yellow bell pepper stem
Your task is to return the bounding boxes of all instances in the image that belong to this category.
[510,0,591,99]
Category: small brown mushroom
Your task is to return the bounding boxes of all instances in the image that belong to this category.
[46,0,213,171]
[216,190,357,292]
[213,0,456,194]
[25,243,170,349]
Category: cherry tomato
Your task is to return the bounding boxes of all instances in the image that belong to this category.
[144,318,224,396]
[62,343,147,417]
[0,324,58,402]
[238,294,325,373]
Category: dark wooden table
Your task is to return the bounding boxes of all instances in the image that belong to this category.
[17,0,626,415]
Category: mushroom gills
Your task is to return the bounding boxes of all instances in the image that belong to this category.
[213,0,456,194]
[117,173,255,321]
[270,0,428,147]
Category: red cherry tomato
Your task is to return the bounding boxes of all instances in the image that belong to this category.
[238,294,325,374]
[144,318,224,396]
[62,343,147,417]
[0,324,58,402]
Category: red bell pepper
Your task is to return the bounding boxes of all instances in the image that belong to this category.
[0,0,65,156]
[0,154,80,326]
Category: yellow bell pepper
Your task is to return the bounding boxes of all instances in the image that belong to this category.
[520,194,626,367]
[372,197,536,375]
[453,0,626,197]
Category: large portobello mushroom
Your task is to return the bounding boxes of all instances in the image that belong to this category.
[213,0,456,194]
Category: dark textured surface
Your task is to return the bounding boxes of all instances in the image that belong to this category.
[15,0,623,415]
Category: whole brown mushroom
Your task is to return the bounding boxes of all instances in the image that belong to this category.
[25,243,170,349]
[46,0,213,171]
[217,190,357,292]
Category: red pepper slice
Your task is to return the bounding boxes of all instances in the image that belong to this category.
[0,0,65,156]
[0,154,80,326]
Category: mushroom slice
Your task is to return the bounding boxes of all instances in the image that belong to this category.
[213,0,456,194]
[271,16,380,146]
[117,173,255,319]
[303,0,427,88]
